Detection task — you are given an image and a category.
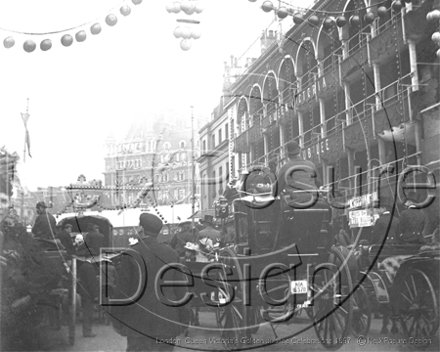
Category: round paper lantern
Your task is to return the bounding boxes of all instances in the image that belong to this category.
[404,0,412,3]
[195,2,204,13]
[90,23,102,35]
[166,2,174,13]
[183,5,195,15]
[437,48,440,59]
[75,30,87,42]
[336,15,347,27]
[277,7,289,19]
[427,10,440,21]
[173,2,181,13]
[323,17,334,29]
[308,15,320,26]
[191,28,202,39]
[293,13,304,24]
[132,0,143,4]
[105,14,118,26]
[173,26,183,38]
[40,39,52,51]
[349,15,361,27]
[364,12,375,24]
[120,5,131,16]
[180,39,192,51]
[249,0,257,2]
[261,1,273,12]
[180,0,192,12]
[61,34,73,47]
[377,6,388,17]
[23,40,36,53]
[3,36,15,49]
[180,26,191,39]
[432,32,440,44]
[392,0,402,11]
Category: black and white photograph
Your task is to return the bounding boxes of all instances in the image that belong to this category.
[0,0,439,351]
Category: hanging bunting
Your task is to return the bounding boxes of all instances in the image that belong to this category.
[1,0,143,53]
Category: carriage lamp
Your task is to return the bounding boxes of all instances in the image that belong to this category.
[215,196,229,219]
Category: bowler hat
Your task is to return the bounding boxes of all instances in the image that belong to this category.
[139,213,163,236]
[63,223,73,230]
[178,220,192,227]
[201,215,214,225]
[286,141,301,155]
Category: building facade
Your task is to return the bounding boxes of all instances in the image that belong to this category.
[201,0,440,228]
[103,112,206,215]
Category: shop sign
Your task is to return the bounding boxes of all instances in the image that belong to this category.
[296,76,327,106]
[302,138,330,162]
[349,209,375,228]
[348,192,378,210]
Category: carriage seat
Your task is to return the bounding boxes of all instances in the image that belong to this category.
[368,243,422,262]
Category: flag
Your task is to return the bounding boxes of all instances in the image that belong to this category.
[21,112,31,159]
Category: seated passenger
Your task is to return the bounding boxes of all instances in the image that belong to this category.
[277,141,322,207]
[371,205,400,244]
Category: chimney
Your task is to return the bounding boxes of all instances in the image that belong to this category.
[260,29,276,54]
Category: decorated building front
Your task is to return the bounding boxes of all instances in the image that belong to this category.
[226,0,439,228]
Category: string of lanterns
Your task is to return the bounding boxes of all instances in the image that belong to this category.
[2,0,143,53]
[165,0,204,51]
[251,0,408,30]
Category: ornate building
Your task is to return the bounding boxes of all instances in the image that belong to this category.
[103,112,207,212]
[201,0,440,230]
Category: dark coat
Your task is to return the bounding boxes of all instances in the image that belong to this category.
[85,231,105,256]
[198,226,221,241]
[32,211,57,239]
[57,230,76,255]
[398,206,426,243]
[112,236,189,339]
[277,156,322,200]
[78,261,99,300]
[371,212,400,244]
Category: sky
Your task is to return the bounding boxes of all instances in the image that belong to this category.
[0,0,310,191]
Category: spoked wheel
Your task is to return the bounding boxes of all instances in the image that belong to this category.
[312,247,353,350]
[351,284,371,336]
[395,268,439,349]
[215,248,247,351]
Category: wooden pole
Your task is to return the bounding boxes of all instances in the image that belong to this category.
[191,106,196,232]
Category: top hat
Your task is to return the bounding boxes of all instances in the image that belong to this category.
[200,215,214,224]
[286,141,301,155]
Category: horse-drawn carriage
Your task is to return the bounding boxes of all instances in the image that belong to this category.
[353,240,439,348]
[184,191,355,350]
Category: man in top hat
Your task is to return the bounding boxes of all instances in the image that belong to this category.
[398,192,426,244]
[32,201,57,240]
[277,141,322,204]
[169,220,197,257]
[85,224,105,257]
[371,204,400,244]
[112,213,189,351]
[198,215,221,242]
[57,223,76,255]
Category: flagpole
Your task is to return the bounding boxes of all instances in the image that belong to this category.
[21,98,29,220]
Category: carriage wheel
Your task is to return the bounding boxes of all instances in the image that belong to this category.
[312,247,353,350]
[396,268,439,348]
[215,248,247,351]
[351,284,371,336]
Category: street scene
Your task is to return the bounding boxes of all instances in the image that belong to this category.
[1,0,439,351]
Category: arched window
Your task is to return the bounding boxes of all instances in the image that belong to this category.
[179,140,186,149]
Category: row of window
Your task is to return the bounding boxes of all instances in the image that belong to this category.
[202,122,229,153]
[155,171,186,183]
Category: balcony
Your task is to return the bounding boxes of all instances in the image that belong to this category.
[340,44,369,81]
[369,21,404,64]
